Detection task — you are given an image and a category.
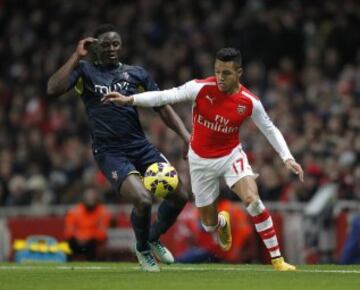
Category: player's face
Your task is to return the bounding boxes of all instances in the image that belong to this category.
[214,60,242,94]
[96,32,122,65]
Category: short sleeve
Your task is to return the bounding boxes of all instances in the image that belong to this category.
[138,67,161,110]
[137,67,159,92]
[68,61,85,89]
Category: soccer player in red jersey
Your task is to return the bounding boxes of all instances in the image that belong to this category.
[101,47,304,271]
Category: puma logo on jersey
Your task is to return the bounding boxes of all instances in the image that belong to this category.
[205,95,215,104]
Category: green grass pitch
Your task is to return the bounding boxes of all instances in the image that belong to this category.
[1,263,359,290]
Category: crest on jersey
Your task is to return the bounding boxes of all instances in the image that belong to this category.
[237,105,247,114]
[122,72,130,80]
[112,171,118,181]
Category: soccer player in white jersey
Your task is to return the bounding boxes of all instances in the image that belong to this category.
[101,47,304,271]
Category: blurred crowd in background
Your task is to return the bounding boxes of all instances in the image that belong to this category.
[0,0,359,208]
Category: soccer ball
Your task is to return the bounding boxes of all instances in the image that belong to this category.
[143,162,179,198]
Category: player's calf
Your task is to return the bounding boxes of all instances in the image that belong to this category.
[247,199,282,258]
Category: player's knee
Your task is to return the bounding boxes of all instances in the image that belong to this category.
[243,192,258,206]
[167,184,189,206]
[134,193,152,212]
[175,187,189,205]
[247,198,265,215]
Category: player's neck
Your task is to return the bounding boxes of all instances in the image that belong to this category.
[225,83,241,95]
[95,61,121,69]
[104,62,121,69]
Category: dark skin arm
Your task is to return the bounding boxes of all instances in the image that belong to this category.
[157,105,191,160]
[47,37,97,96]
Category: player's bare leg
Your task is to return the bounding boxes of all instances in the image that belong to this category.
[121,174,159,272]
[148,180,189,264]
[198,202,232,251]
[232,176,296,271]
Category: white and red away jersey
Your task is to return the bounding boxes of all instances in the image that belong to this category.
[133,76,294,160]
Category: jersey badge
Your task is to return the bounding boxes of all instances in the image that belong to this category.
[237,105,247,114]
[122,72,130,80]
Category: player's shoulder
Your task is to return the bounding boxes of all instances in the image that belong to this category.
[188,76,217,92]
[78,59,94,69]
[240,85,261,103]
[123,64,149,78]
[194,76,217,85]
[178,77,216,95]
[76,60,100,76]
[74,60,89,72]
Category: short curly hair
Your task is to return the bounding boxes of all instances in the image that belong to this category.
[93,23,120,38]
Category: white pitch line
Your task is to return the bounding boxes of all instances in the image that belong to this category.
[56,266,117,270]
[163,266,360,274]
[0,265,359,274]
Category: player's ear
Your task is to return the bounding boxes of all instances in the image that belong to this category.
[237,67,243,78]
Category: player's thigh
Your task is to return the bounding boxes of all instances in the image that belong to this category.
[120,174,152,207]
[188,149,220,208]
[231,176,259,205]
[224,145,258,186]
[223,145,259,204]
[167,178,189,205]
[94,151,150,204]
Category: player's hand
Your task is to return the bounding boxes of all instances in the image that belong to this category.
[285,159,304,182]
[76,37,98,58]
[101,92,134,105]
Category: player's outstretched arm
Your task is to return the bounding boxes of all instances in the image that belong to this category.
[102,82,198,107]
[251,98,304,182]
[47,37,97,96]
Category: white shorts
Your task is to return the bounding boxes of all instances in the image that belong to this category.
[188,144,258,207]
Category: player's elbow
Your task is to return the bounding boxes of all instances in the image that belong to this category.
[46,85,55,96]
[46,78,63,96]
[46,78,56,96]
